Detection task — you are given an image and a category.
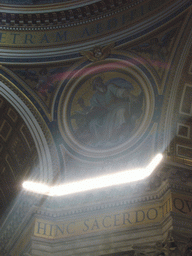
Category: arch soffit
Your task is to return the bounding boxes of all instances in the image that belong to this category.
[0,74,59,182]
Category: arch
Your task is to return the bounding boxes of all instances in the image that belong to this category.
[160,22,192,153]
[0,79,57,182]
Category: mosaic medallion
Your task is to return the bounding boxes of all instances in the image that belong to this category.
[58,59,155,159]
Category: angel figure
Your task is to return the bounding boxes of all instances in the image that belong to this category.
[132,28,177,63]
[80,44,114,61]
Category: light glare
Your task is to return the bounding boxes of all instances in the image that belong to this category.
[22,154,163,197]
[22,181,50,194]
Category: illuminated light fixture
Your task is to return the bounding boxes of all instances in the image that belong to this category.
[22,154,163,197]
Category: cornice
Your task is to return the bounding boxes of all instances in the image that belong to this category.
[0,0,144,29]
[33,163,192,218]
[0,0,190,63]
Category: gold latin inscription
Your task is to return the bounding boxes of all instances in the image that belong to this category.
[34,192,191,240]
[34,205,161,239]
[0,0,166,47]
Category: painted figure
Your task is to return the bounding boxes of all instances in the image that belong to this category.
[71,76,143,148]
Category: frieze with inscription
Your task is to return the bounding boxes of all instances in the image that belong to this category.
[34,205,162,239]
[0,0,169,48]
[34,192,192,240]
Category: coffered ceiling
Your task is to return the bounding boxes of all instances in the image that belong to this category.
[0,95,38,216]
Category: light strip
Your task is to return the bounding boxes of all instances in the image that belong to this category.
[22,154,163,197]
